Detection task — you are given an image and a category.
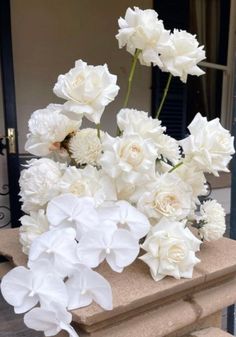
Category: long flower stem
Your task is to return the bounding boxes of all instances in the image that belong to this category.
[155,73,172,119]
[96,124,101,139]
[169,161,183,173]
[123,49,141,108]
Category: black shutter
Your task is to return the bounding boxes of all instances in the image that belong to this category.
[152,0,189,140]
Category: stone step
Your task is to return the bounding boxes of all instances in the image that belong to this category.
[190,327,233,337]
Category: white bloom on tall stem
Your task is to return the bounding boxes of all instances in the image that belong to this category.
[160,29,206,83]
[116,7,170,67]
[53,60,119,124]
[100,133,156,185]
[137,173,193,221]
[180,113,235,176]
[19,159,65,213]
[69,128,102,165]
[59,165,117,206]
[198,200,226,241]
[25,104,81,157]
[140,218,201,281]
[19,210,49,255]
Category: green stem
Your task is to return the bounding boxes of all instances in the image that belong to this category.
[156,73,172,119]
[96,124,101,139]
[169,161,183,173]
[123,49,141,108]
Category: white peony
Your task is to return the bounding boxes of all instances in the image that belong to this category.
[100,133,156,185]
[58,165,116,206]
[19,210,49,255]
[137,173,192,221]
[25,104,81,157]
[160,29,205,82]
[180,113,235,176]
[19,159,64,213]
[198,200,226,241]
[53,60,119,124]
[69,128,102,166]
[140,218,201,281]
[116,7,170,67]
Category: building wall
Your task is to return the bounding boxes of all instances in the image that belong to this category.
[10,0,152,153]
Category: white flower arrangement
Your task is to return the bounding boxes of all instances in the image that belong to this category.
[1,6,235,337]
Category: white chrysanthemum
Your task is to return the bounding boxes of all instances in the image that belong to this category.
[137,173,193,221]
[100,133,156,185]
[58,165,116,206]
[199,200,226,241]
[69,128,102,165]
[19,210,49,255]
[53,60,119,124]
[160,29,205,82]
[116,7,170,67]
[19,159,64,213]
[25,104,81,157]
[180,113,235,176]
[140,218,201,281]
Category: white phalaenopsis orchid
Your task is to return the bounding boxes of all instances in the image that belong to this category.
[98,200,150,240]
[66,265,112,310]
[1,260,68,314]
[77,227,139,272]
[28,228,78,277]
[24,303,79,337]
[47,194,100,240]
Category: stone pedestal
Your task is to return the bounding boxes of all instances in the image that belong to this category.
[0,229,236,337]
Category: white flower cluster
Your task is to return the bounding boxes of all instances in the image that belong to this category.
[1,6,235,337]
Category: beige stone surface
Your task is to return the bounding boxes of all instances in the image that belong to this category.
[1,229,236,337]
[190,327,233,337]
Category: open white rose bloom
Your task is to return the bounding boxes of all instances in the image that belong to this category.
[1,6,235,337]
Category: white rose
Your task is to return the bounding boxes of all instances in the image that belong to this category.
[53,60,119,124]
[160,29,205,82]
[19,159,64,212]
[25,104,81,157]
[198,200,226,241]
[19,210,49,255]
[140,218,201,281]
[69,128,102,166]
[116,7,170,67]
[100,133,156,185]
[137,173,192,221]
[180,113,235,176]
[58,165,116,206]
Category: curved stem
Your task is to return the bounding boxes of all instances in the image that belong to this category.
[96,124,101,139]
[155,73,172,119]
[169,161,183,173]
[123,49,141,108]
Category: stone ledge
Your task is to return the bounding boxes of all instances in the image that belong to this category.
[190,327,233,337]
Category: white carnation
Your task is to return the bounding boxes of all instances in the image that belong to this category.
[100,133,156,185]
[58,165,116,206]
[19,159,64,213]
[180,113,235,176]
[140,218,201,281]
[199,200,226,241]
[116,7,170,67]
[69,128,102,165]
[154,133,180,164]
[137,173,192,221]
[25,104,81,157]
[53,60,119,124]
[160,29,206,82]
[19,210,49,255]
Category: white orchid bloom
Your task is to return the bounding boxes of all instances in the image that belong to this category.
[24,302,79,337]
[28,228,78,277]
[66,265,112,310]
[47,194,100,240]
[1,260,68,314]
[77,227,139,272]
[98,200,150,240]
